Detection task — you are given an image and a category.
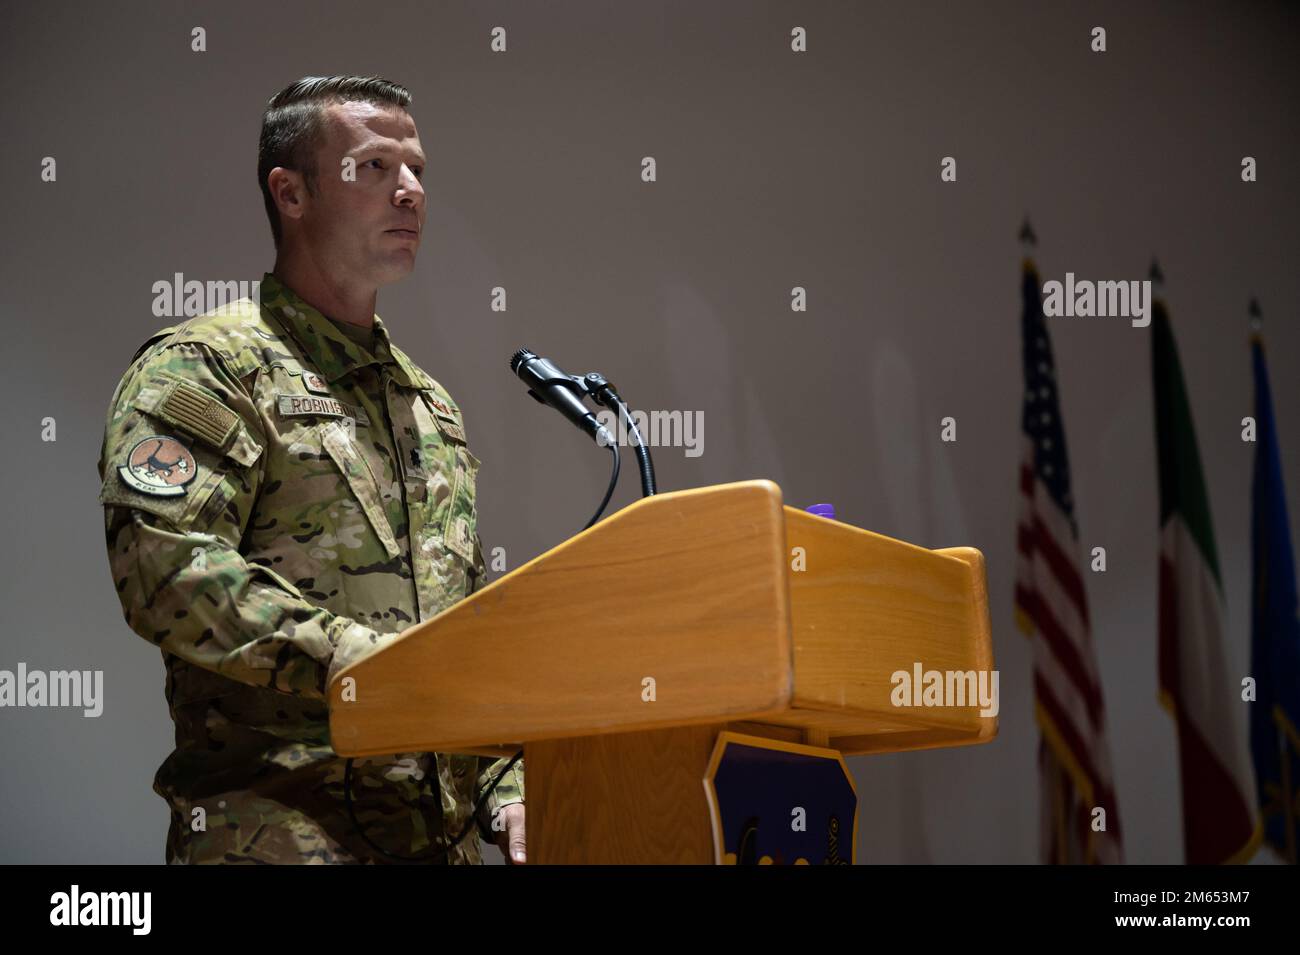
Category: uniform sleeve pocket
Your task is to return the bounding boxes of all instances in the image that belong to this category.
[130,373,263,466]
[99,414,262,533]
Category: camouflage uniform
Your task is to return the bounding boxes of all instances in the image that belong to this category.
[97,272,523,864]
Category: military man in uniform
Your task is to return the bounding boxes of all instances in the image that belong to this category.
[96,76,525,864]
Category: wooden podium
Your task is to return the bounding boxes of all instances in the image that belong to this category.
[328,480,996,863]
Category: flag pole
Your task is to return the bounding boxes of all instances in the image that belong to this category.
[1277,705,1297,863]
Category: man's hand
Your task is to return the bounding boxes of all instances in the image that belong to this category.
[495,802,526,864]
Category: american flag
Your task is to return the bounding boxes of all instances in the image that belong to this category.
[1013,252,1124,864]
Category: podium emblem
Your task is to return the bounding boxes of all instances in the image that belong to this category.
[704,731,857,865]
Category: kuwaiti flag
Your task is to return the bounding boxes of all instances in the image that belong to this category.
[1247,304,1300,862]
[1151,272,1262,864]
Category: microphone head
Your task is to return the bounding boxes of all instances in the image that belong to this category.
[509,347,536,373]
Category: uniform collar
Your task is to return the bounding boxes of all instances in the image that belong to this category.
[259,272,427,389]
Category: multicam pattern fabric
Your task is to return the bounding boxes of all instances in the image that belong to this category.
[97,272,523,864]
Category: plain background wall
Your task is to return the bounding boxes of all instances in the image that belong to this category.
[1,0,1296,863]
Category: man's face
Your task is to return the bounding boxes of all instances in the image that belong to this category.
[295,100,426,287]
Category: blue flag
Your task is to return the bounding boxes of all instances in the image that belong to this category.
[1248,328,1300,862]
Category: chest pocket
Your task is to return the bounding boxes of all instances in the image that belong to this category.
[320,421,402,559]
[443,445,480,565]
[262,357,403,563]
[403,389,479,567]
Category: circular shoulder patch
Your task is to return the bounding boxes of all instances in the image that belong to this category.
[118,435,198,496]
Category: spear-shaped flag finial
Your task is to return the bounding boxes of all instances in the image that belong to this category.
[1019,218,1037,248]
[1148,258,1164,285]
[1249,297,1263,334]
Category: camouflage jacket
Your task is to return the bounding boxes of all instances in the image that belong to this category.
[97,271,523,864]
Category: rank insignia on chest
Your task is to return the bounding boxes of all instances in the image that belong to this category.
[403,444,428,481]
[118,435,198,496]
[276,394,371,427]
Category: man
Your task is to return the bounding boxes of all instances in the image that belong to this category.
[96,75,525,864]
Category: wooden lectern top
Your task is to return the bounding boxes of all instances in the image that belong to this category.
[328,480,996,759]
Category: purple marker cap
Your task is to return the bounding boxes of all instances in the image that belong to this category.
[805,503,836,520]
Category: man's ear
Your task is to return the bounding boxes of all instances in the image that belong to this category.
[267,167,308,225]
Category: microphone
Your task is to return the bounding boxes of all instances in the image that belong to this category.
[510,348,614,446]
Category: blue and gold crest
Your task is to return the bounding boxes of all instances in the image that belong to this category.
[704,731,858,865]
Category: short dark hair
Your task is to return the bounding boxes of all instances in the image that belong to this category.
[257,75,413,249]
